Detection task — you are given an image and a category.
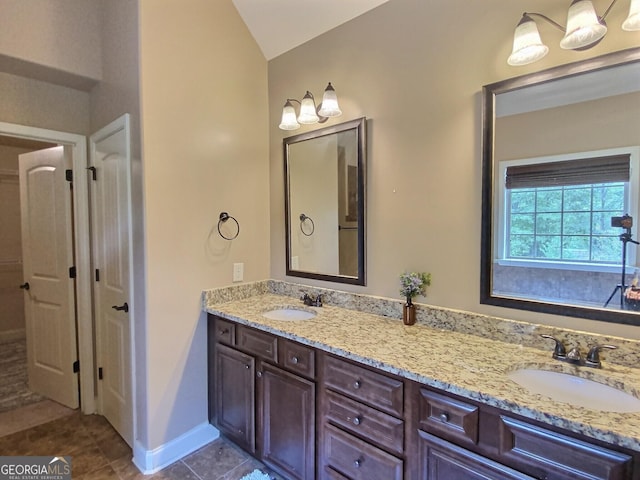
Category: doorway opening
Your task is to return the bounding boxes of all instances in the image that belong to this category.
[0,122,95,419]
[0,136,66,415]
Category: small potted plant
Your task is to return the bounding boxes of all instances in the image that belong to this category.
[399,271,431,325]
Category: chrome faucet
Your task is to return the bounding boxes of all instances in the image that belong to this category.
[541,335,584,365]
[565,346,584,365]
[301,293,323,307]
[540,334,567,360]
[540,335,617,368]
[585,344,618,368]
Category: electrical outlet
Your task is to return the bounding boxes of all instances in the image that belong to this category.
[233,263,244,282]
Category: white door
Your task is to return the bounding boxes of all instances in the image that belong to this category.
[90,115,133,446]
[19,146,79,409]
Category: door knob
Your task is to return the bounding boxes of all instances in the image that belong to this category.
[112,302,129,313]
[19,282,30,290]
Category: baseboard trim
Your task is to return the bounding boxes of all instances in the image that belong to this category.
[132,422,220,474]
[0,329,26,344]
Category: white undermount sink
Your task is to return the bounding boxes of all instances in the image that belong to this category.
[262,308,316,321]
[507,368,640,413]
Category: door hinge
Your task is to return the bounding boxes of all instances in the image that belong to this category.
[86,166,97,181]
[73,361,80,373]
[98,367,103,380]
[69,266,76,279]
[95,269,100,282]
[65,169,73,182]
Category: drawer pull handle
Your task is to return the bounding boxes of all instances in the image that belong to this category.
[353,380,362,389]
[354,458,363,468]
[219,328,229,335]
[291,356,299,364]
[353,416,362,426]
[439,412,450,423]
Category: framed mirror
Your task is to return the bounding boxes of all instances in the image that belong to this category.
[284,117,366,285]
[481,47,640,325]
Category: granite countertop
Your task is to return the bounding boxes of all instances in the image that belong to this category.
[204,292,640,452]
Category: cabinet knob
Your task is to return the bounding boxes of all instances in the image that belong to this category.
[354,458,363,468]
[257,371,262,378]
[439,412,450,423]
[353,415,362,426]
[219,328,229,335]
[245,364,250,369]
[353,379,362,389]
[291,356,299,364]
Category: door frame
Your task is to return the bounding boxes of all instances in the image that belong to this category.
[0,121,95,414]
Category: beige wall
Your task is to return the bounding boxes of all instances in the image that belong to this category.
[268,0,640,338]
[139,0,269,450]
[496,92,640,161]
[0,71,90,135]
[0,0,102,87]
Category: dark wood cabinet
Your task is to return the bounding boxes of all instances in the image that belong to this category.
[417,430,535,480]
[208,315,315,480]
[209,313,640,480]
[409,383,639,480]
[319,354,405,479]
[259,362,315,480]
[213,343,255,453]
[498,416,633,480]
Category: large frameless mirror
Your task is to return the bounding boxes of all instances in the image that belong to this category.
[284,117,366,285]
[481,48,640,325]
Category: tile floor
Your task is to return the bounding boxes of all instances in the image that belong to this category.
[0,411,280,479]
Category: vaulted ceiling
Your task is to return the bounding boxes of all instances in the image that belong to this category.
[231,0,390,60]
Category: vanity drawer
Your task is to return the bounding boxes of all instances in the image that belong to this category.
[323,355,403,417]
[214,318,235,346]
[499,416,633,480]
[236,325,277,362]
[325,390,404,455]
[419,388,479,445]
[278,338,315,379]
[319,466,350,480]
[323,424,403,480]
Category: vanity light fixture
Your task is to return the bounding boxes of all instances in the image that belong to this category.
[508,0,640,66]
[278,82,342,130]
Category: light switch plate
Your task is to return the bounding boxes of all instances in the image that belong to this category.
[233,263,244,282]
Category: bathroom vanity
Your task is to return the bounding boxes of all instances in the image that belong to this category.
[205,286,640,480]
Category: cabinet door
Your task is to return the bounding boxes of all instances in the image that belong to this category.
[215,343,255,453]
[418,431,535,480]
[259,362,315,480]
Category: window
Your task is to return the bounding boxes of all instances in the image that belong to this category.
[506,182,626,263]
[497,148,639,270]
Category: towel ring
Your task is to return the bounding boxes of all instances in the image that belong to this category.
[299,213,315,236]
[218,212,240,240]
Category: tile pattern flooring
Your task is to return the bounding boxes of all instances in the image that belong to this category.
[0,410,280,479]
[0,338,280,479]
[0,339,44,412]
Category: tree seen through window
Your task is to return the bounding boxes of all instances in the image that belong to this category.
[507,183,626,264]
